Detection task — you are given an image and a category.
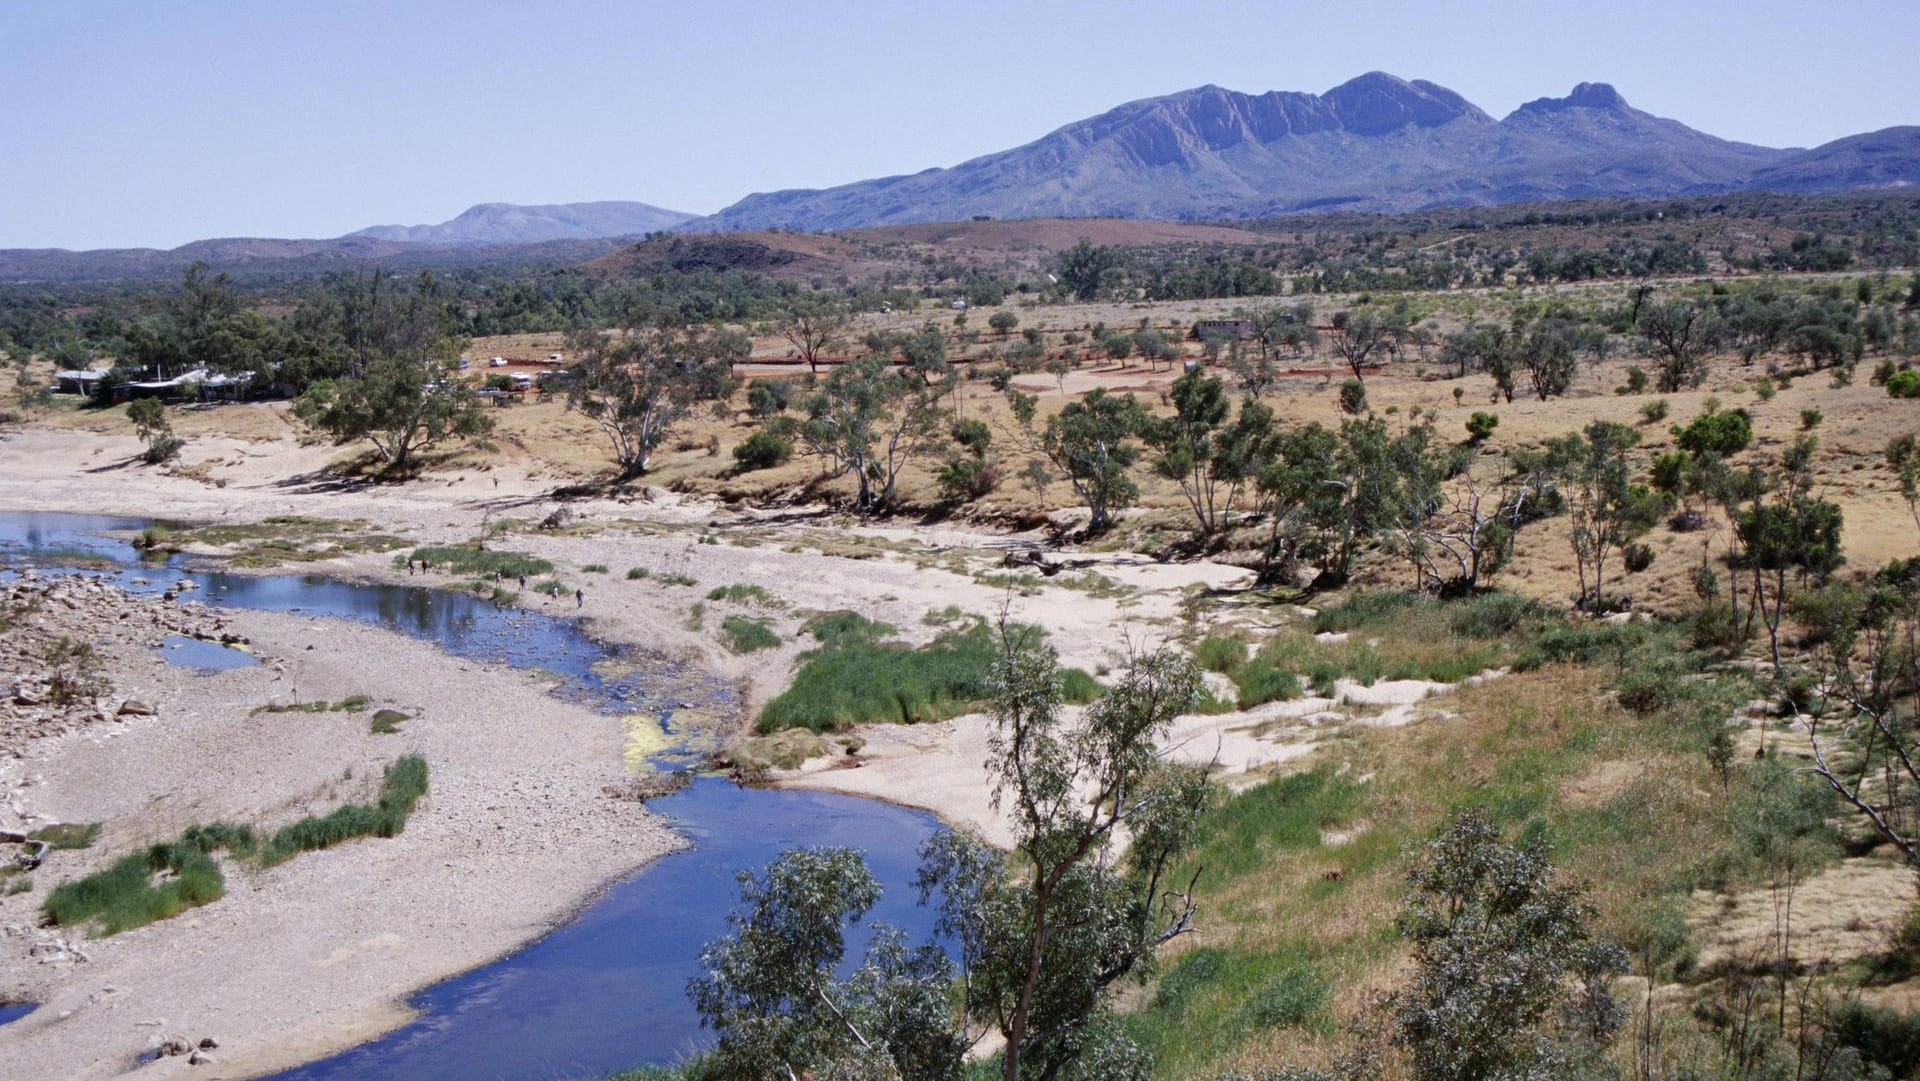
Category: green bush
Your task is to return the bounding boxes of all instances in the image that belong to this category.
[936,457,1000,503]
[1622,542,1657,573]
[1674,407,1753,456]
[732,430,793,471]
[626,566,650,579]
[1638,398,1670,424]
[1465,411,1499,442]
[720,616,781,654]
[1888,369,1920,398]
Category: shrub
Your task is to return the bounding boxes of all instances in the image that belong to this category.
[1153,947,1229,1011]
[1674,407,1753,456]
[732,430,793,471]
[1888,369,1920,399]
[746,378,795,417]
[1337,378,1367,415]
[626,566,650,579]
[1465,411,1498,442]
[1622,542,1656,573]
[721,616,780,654]
[1234,658,1304,709]
[1830,1001,1920,1078]
[936,457,1000,503]
[1753,376,1776,401]
[1619,367,1649,395]
[1311,591,1421,633]
[1638,398,1670,424]
[1801,407,1823,429]
[582,563,608,574]
[142,433,184,464]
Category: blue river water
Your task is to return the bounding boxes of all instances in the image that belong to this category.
[0,511,945,1081]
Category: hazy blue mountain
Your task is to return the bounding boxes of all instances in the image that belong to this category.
[1740,127,1920,194]
[351,201,696,245]
[687,73,1909,230]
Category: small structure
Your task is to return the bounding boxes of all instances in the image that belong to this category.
[120,368,254,403]
[53,368,112,395]
[1189,319,1256,342]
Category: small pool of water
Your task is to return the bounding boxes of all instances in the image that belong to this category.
[0,1002,36,1026]
[158,634,260,671]
[2,511,946,1079]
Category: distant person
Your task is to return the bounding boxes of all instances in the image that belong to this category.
[575,588,584,608]
[518,574,526,590]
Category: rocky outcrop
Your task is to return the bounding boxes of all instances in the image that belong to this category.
[1,574,247,752]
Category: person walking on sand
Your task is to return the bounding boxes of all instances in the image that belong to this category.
[575,587,584,608]
[518,574,526,590]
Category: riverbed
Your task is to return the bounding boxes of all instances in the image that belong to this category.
[0,512,944,1080]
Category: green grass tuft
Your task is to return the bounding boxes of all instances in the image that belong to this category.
[720,616,781,654]
[29,822,100,850]
[368,709,408,734]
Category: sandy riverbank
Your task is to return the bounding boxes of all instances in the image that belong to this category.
[0,583,682,1080]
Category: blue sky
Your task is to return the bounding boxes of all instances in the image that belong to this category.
[3,0,1915,249]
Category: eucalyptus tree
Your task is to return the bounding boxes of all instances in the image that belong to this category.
[775,293,852,375]
[562,318,738,479]
[798,355,947,512]
[920,635,1207,1081]
[1145,368,1271,538]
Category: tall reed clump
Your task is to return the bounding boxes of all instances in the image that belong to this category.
[758,614,1097,733]
[259,755,428,865]
[44,757,428,934]
[42,822,254,935]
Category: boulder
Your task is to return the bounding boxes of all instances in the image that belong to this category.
[117,700,157,717]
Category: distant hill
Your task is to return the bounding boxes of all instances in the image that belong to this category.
[350,201,696,245]
[686,73,1917,231]
[0,235,633,284]
[1741,127,1920,194]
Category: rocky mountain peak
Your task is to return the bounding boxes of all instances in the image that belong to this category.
[1320,71,1488,134]
[1514,81,1630,115]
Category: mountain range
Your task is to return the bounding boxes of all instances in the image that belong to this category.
[5,72,1916,282]
[689,72,1919,231]
[349,200,695,245]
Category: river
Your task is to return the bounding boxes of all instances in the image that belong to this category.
[1,511,944,1081]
